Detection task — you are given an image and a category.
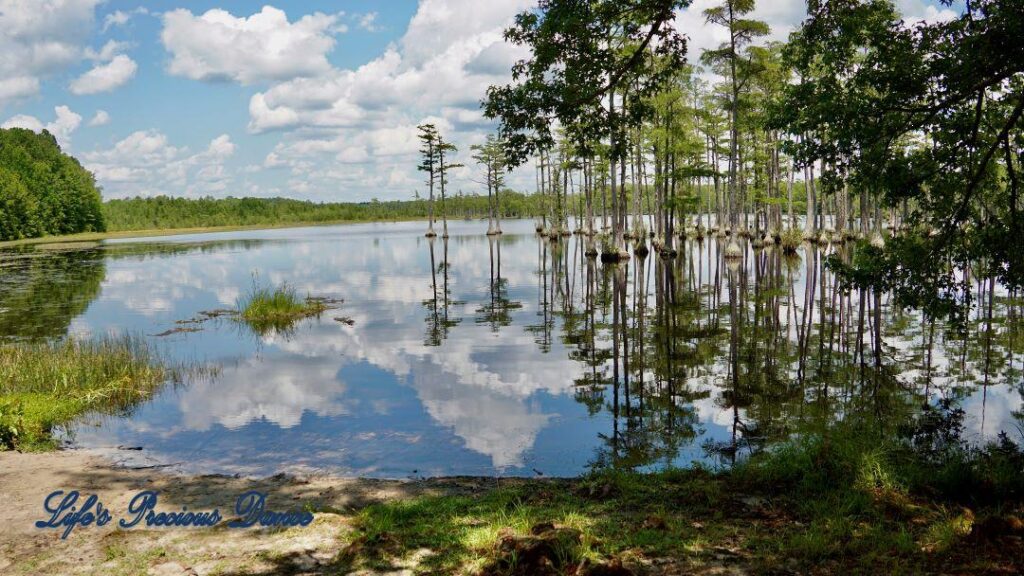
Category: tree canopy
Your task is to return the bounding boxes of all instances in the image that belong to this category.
[0,128,105,241]
[773,0,1024,320]
[484,0,692,165]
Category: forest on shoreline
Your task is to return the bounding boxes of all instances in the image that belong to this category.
[100,192,545,232]
[0,128,105,241]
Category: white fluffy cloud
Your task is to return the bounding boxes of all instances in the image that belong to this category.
[2,104,82,147]
[238,0,533,201]
[83,131,236,197]
[0,77,39,102]
[897,0,958,25]
[161,6,341,84]
[102,7,147,33]
[358,12,380,32]
[0,0,101,106]
[88,109,110,126]
[70,54,137,95]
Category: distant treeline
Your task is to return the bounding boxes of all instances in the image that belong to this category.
[102,191,545,232]
[0,128,105,241]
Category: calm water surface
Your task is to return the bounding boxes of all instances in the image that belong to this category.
[0,219,1020,478]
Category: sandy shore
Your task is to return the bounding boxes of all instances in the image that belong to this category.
[0,449,506,575]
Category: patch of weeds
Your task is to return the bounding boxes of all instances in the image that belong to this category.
[103,543,129,562]
[922,508,974,552]
[235,276,341,335]
[0,335,186,450]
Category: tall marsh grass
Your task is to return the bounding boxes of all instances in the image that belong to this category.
[0,335,180,450]
[236,279,330,335]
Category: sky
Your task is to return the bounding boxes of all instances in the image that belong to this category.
[0,0,959,203]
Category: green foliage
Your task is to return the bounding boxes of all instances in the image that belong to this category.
[0,335,179,450]
[0,397,24,449]
[485,0,692,164]
[236,278,333,335]
[775,0,1024,318]
[101,193,544,232]
[0,128,105,240]
[735,404,1024,507]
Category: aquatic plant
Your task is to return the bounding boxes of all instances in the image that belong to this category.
[779,228,803,253]
[0,335,179,450]
[236,279,334,335]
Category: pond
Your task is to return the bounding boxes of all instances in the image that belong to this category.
[0,219,1020,478]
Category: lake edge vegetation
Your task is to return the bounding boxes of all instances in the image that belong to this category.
[0,335,182,451]
[0,128,105,241]
[336,406,1024,574]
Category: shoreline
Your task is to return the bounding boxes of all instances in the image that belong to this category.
[2,448,1021,575]
[0,217,433,249]
[0,449,499,574]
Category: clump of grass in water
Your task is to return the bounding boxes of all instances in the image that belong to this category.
[779,227,803,253]
[236,279,330,335]
[0,335,182,451]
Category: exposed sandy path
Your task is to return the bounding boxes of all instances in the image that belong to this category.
[0,449,498,575]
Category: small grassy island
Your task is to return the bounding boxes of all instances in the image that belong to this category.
[146,280,346,338]
[236,282,338,335]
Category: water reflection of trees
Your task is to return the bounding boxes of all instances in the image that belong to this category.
[0,247,106,340]
[475,237,522,331]
[0,239,272,341]
[527,235,1023,472]
[423,237,464,346]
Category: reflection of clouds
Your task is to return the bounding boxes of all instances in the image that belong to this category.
[99,251,237,316]
[178,354,347,430]
[89,225,579,469]
[411,359,553,469]
[71,220,1022,476]
[962,385,1023,442]
[266,304,579,467]
[693,387,736,429]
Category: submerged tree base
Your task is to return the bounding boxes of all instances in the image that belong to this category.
[724,240,743,258]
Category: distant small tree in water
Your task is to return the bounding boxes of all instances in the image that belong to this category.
[436,133,463,238]
[417,124,440,237]
[472,135,509,235]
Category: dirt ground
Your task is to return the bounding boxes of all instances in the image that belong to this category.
[5,450,1020,576]
[0,449,504,575]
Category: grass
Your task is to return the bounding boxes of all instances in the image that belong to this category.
[236,279,334,335]
[0,335,181,451]
[779,227,803,252]
[331,417,1024,575]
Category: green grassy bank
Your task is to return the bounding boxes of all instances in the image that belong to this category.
[0,335,182,451]
[335,413,1024,575]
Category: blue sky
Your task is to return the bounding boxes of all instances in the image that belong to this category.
[0,0,957,202]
